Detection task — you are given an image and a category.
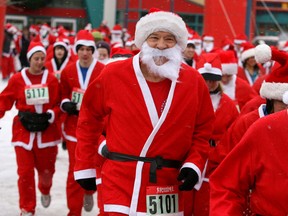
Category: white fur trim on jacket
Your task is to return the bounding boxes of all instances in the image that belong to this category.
[134,11,188,50]
[255,44,272,64]
[260,81,288,101]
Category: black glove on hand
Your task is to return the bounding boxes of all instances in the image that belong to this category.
[18,111,52,132]
[76,177,96,191]
[177,168,199,191]
[62,102,79,115]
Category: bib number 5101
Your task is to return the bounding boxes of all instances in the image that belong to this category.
[147,194,178,215]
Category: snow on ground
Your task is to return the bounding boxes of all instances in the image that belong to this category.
[0,77,99,216]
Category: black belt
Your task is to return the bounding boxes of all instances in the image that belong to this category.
[103,149,182,183]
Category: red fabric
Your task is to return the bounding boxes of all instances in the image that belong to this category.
[217,108,261,161]
[146,78,171,116]
[210,110,288,215]
[74,58,214,214]
[235,77,258,110]
[240,95,266,116]
[14,141,58,213]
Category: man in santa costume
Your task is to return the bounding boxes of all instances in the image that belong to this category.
[210,44,288,215]
[74,8,214,216]
[183,53,239,216]
[219,50,258,111]
[0,41,62,216]
[60,29,105,216]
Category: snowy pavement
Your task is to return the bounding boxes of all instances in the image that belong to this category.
[0,78,99,216]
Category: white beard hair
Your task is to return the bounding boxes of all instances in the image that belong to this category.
[203,42,214,52]
[140,42,183,82]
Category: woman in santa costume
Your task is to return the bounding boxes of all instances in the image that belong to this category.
[219,50,258,111]
[0,41,61,216]
[210,44,288,215]
[237,42,266,87]
[60,29,105,216]
[45,37,75,81]
[74,8,214,216]
[183,52,239,216]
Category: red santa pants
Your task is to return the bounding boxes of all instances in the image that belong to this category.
[14,141,58,214]
[66,140,94,216]
[183,182,210,216]
[1,55,15,79]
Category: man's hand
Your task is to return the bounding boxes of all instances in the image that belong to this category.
[76,177,96,191]
[62,102,79,115]
[177,168,199,191]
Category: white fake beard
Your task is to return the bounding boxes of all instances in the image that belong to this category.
[140,42,182,82]
[203,42,214,52]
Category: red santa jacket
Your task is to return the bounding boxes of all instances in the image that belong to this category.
[74,54,215,214]
[217,104,266,161]
[60,59,105,142]
[206,93,239,178]
[210,109,288,215]
[0,68,61,150]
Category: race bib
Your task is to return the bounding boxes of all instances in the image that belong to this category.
[146,185,179,215]
[71,88,85,110]
[25,84,49,105]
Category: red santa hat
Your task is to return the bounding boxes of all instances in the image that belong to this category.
[74,29,96,53]
[255,44,288,101]
[29,24,40,35]
[202,34,214,42]
[221,36,234,51]
[27,41,46,60]
[134,8,188,50]
[53,37,69,51]
[240,42,255,62]
[219,50,238,75]
[111,24,122,34]
[41,23,51,31]
[234,33,247,45]
[197,53,222,81]
[187,31,201,45]
[5,23,17,34]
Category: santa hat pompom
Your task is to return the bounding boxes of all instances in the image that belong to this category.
[282,91,288,105]
[255,44,272,64]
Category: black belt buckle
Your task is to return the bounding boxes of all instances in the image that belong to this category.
[155,156,163,169]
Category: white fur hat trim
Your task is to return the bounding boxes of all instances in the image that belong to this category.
[221,63,238,75]
[27,46,46,60]
[241,48,255,62]
[260,81,288,101]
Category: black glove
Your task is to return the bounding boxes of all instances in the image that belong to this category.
[18,111,52,132]
[62,141,67,150]
[62,102,79,115]
[76,177,96,191]
[209,139,216,147]
[177,168,199,191]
